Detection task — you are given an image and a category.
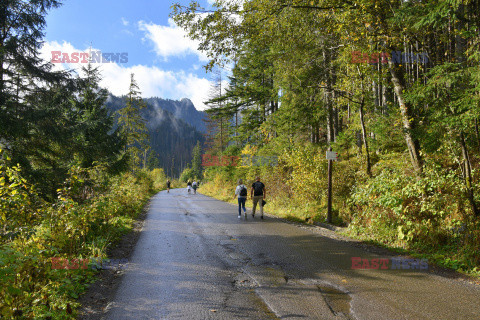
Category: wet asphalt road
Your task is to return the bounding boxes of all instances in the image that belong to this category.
[104,189,480,320]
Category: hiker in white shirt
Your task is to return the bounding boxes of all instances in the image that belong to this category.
[234,179,248,219]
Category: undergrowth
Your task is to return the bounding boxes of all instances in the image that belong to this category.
[0,149,165,319]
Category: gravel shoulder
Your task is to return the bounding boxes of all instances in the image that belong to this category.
[76,200,151,320]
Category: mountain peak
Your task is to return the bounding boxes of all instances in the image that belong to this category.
[144,97,206,133]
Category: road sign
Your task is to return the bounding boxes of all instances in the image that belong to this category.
[326,151,338,161]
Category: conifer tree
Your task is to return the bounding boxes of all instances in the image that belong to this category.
[191,141,202,180]
[72,63,125,168]
[116,73,148,169]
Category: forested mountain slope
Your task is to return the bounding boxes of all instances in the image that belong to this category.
[144,97,207,133]
[106,94,205,177]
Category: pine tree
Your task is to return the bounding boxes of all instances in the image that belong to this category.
[191,141,202,180]
[72,63,125,168]
[116,73,148,169]
[0,0,68,167]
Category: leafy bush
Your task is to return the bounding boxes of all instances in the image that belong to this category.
[349,155,472,252]
[179,167,195,183]
[0,148,164,319]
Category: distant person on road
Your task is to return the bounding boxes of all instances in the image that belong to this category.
[166,179,171,193]
[234,179,248,219]
[251,176,266,219]
[187,180,192,194]
[192,180,198,194]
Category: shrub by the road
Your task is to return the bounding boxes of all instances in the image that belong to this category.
[0,149,164,319]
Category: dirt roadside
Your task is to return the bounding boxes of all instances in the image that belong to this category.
[76,201,151,320]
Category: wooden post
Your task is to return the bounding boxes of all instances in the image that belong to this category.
[327,147,333,223]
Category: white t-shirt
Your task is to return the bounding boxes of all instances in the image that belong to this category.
[235,184,247,198]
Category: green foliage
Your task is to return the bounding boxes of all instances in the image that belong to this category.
[116,73,149,170]
[179,167,195,183]
[0,2,168,318]
[71,63,125,169]
[0,150,163,319]
[2,61,125,200]
[349,156,473,251]
[283,144,326,203]
[0,150,42,241]
[191,141,203,180]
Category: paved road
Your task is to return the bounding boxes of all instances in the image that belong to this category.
[103,189,480,319]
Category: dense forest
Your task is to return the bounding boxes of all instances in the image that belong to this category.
[173,0,480,275]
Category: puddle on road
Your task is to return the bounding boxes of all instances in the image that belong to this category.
[317,285,352,318]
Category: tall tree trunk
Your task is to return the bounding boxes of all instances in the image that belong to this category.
[455,4,478,216]
[220,118,224,152]
[455,4,467,64]
[235,109,238,146]
[0,4,5,111]
[475,118,480,151]
[356,131,363,155]
[359,97,372,177]
[333,107,339,140]
[388,60,423,175]
[0,59,4,109]
[460,132,479,216]
[452,3,479,216]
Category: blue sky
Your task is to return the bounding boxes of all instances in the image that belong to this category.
[41,0,217,110]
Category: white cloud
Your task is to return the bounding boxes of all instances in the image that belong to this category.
[99,63,212,111]
[138,19,208,62]
[39,41,212,110]
[40,40,81,73]
[121,17,129,26]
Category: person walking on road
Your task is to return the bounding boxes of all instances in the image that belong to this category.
[234,179,248,219]
[187,180,192,194]
[192,180,198,194]
[251,176,266,219]
[166,179,171,193]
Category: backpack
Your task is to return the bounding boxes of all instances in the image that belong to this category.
[239,185,247,197]
[253,182,264,195]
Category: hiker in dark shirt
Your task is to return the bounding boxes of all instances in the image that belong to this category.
[192,180,198,194]
[166,180,171,193]
[251,176,266,219]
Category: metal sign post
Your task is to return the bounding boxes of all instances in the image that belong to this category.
[326,150,338,223]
